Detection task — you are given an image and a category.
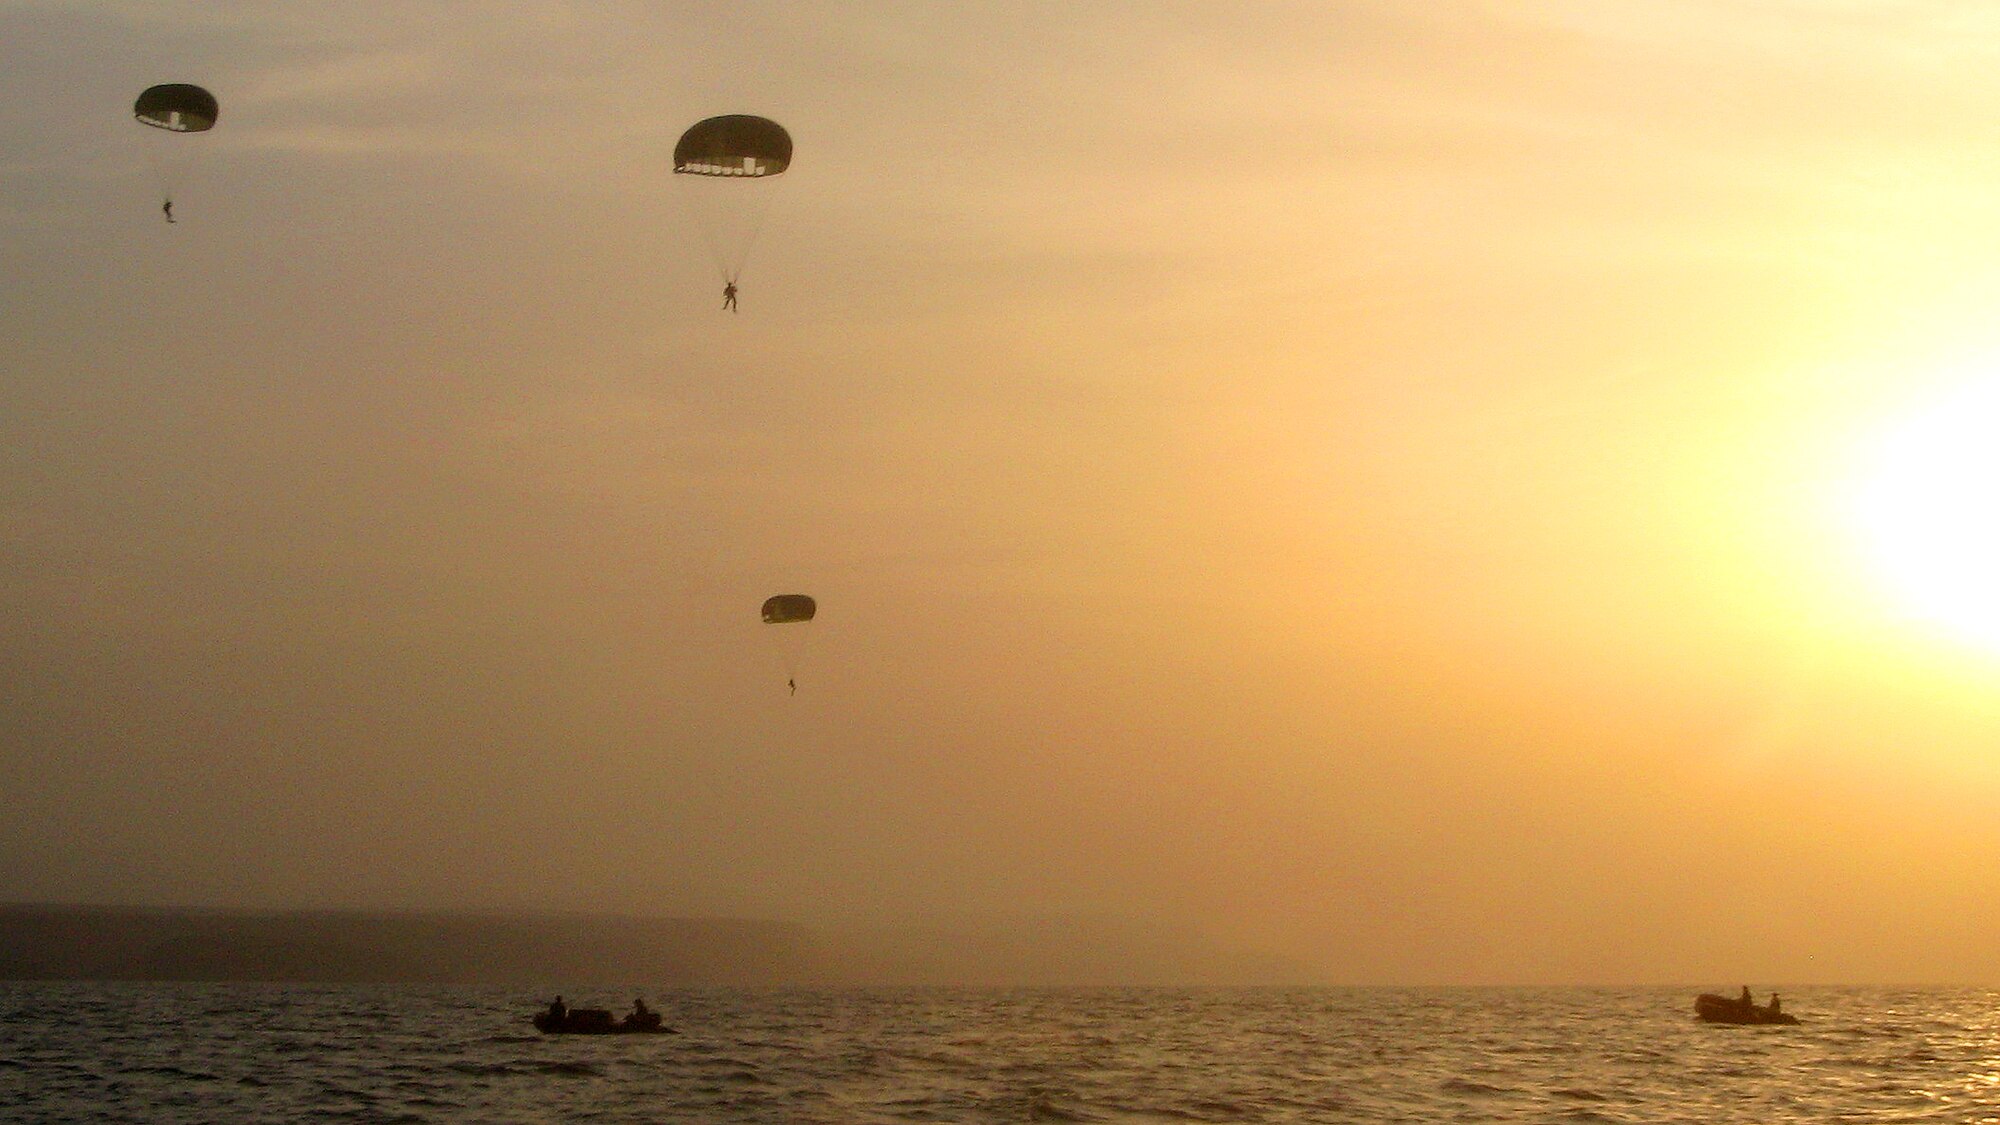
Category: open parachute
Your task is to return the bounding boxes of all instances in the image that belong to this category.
[674,115,792,291]
[761,594,815,694]
[134,84,219,132]
[762,594,815,624]
[133,83,218,220]
[675,115,791,177]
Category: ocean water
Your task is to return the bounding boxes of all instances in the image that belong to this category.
[2,983,1997,1123]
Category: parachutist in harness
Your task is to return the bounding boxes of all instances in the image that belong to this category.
[761,595,814,697]
[675,115,790,310]
[134,85,217,226]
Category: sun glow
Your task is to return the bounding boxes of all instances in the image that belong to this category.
[1850,375,2000,652]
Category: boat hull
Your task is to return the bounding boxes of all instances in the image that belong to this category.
[1695,993,1799,1025]
[532,1008,672,1034]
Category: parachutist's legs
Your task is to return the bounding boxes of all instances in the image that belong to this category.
[162,199,175,223]
[787,678,796,695]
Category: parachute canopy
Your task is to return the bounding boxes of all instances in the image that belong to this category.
[676,115,791,177]
[134,84,218,133]
[761,594,816,624]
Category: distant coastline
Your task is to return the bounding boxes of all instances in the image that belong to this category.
[0,904,1315,987]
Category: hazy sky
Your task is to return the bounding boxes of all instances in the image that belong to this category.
[9,0,2000,985]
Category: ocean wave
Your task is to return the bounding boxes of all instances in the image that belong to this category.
[122,1063,224,1082]
[7,984,2000,1124]
[1439,1076,1515,1096]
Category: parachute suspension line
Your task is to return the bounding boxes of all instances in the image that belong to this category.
[138,134,193,216]
[141,140,173,205]
[789,619,816,693]
[677,176,782,287]
[683,186,734,284]
[728,191,777,284]
[676,183,738,286]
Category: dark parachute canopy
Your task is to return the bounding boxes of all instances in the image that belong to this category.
[134,84,218,132]
[761,594,816,624]
[675,115,792,177]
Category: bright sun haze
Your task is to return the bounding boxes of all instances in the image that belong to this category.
[1851,374,2000,653]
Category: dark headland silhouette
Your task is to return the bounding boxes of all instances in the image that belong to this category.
[0,904,1312,986]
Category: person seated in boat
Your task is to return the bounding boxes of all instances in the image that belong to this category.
[622,997,655,1029]
[547,995,567,1023]
[1739,985,1753,1006]
[1768,993,1781,1015]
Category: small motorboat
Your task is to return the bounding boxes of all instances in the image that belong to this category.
[532,1007,673,1034]
[1695,993,1799,1025]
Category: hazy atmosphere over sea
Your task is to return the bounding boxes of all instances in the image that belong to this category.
[8,2,2000,986]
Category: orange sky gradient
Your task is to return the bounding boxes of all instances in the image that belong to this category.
[7,1,2000,984]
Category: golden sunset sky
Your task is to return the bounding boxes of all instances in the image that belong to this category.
[7,1,2000,983]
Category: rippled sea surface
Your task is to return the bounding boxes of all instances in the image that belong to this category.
[3,983,1999,1123]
